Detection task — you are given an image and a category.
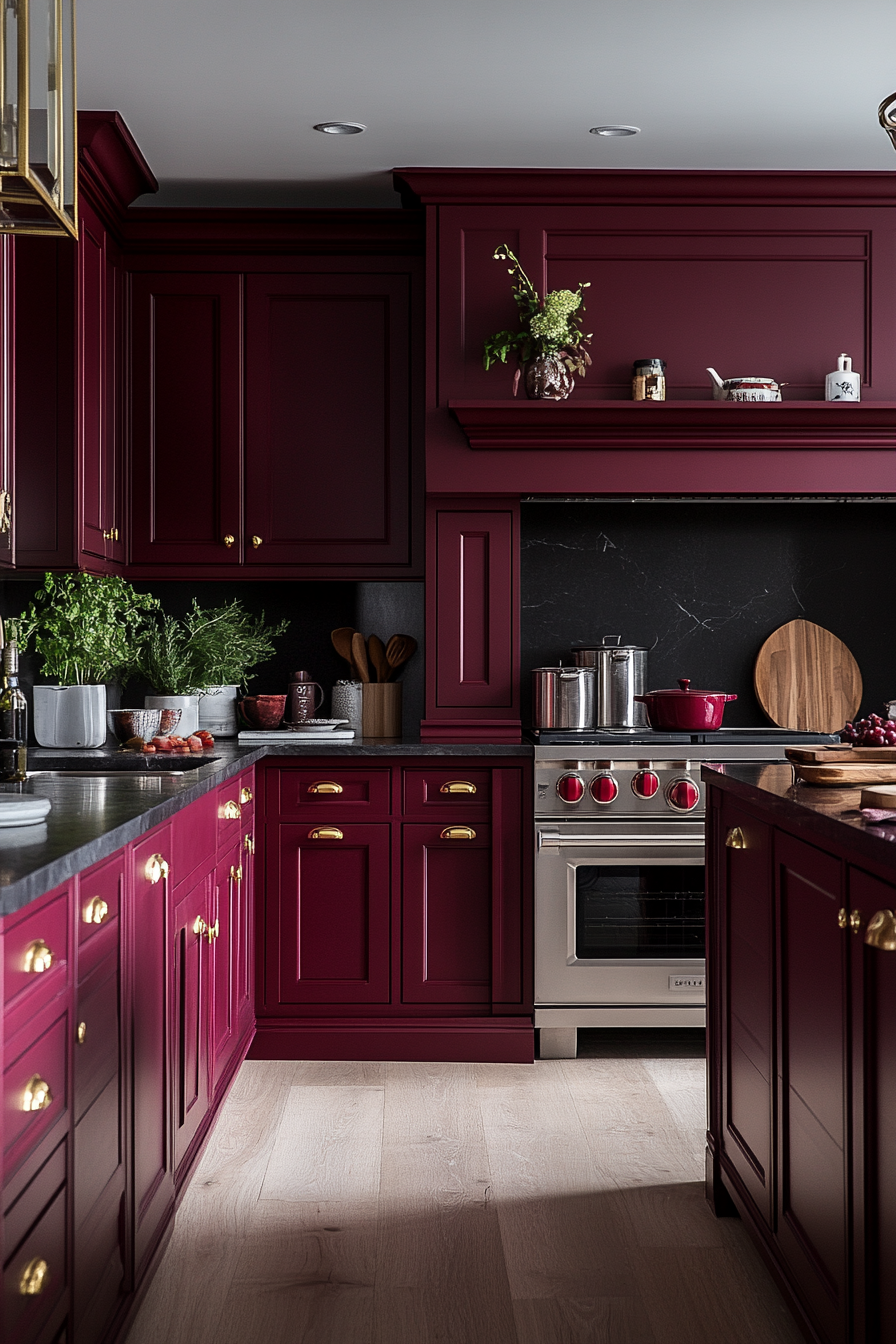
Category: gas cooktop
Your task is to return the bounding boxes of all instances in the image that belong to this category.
[529,727,839,747]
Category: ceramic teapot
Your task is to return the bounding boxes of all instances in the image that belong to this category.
[706,368,782,402]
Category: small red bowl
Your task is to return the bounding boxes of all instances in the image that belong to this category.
[239,695,287,729]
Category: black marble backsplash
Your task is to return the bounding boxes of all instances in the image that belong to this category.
[521,501,895,729]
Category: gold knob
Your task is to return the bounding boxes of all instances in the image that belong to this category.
[223,534,235,548]
[23,939,53,973]
[865,909,896,951]
[113,527,120,542]
[77,1021,87,1045]
[308,781,343,795]
[251,535,263,548]
[244,833,255,855]
[193,916,208,938]
[83,896,109,925]
[102,528,112,540]
[440,826,476,841]
[440,780,477,794]
[22,1074,52,1112]
[229,864,243,883]
[240,785,253,804]
[206,919,220,942]
[838,908,849,929]
[849,910,863,934]
[309,826,344,840]
[19,1257,49,1296]
[145,854,169,885]
[220,799,242,820]
[725,827,746,849]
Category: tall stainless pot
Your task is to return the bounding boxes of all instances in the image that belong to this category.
[532,666,595,730]
[572,637,649,728]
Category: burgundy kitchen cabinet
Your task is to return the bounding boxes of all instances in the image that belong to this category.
[171,869,213,1175]
[254,757,532,1062]
[210,837,253,1096]
[706,771,896,1344]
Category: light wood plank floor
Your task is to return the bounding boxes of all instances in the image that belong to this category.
[125,1030,803,1344]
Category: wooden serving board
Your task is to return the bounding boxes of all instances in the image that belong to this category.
[786,746,896,764]
[794,763,896,787]
[754,618,862,733]
[860,784,896,808]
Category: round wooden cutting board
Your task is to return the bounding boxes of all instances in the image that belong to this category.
[753,618,862,733]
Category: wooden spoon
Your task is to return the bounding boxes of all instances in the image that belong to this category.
[385,634,417,680]
[351,631,370,683]
[331,627,356,671]
[368,634,390,684]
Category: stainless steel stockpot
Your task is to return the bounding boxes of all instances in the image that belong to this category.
[532,666,595,730]
[572,637,648,729]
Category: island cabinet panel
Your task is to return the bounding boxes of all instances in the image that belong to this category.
[129,826,175,1281]
[129,272,244,570]
[775,833,849,1344]
[171,869,213,1175]
[255,757,533,1062]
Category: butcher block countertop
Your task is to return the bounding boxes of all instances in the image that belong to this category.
[701,762,896,878]
[0,738,533,917]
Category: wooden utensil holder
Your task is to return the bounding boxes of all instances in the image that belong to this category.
[361,683,402,738]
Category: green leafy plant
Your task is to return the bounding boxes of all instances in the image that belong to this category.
[482,244,592,391]
[9,573,160,686]
[138,600,289,696]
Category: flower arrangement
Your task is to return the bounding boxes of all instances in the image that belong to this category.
[482,245,592,397]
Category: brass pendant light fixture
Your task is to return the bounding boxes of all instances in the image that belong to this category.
[879,92,896,153]
[0,0,76,237]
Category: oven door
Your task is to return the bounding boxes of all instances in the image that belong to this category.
[535,821,706,1006]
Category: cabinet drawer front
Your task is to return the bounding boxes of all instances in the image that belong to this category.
[77,853,122,954]
[74,969,120,1124]
[3,1183,67,1344]
[402,768,492,817]
[276,767,392,817]
[272,823,392,1005]
[74,1073,123,1230]
[4,887,70,1016]
[216,772,256,844]
[3,1139,66,1267]
[172,789,217,885]
[402,823,492,1005]
[4,1013,69,1180]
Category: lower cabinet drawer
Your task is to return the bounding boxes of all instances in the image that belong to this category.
[3,1183,67,1344]
[4,887,70,1024]
[402,767,492,817]
[4,1012,69,1181]
[3,1140,66,1268]
[275,767,392,817]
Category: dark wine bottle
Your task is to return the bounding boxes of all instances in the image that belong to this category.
[0,641,28,783]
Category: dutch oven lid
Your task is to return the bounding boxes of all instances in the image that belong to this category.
[644,678,734,698]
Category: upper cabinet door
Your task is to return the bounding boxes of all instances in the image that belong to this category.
[129,273,243,569]
[244,272,413,574]
[78,199,122,570]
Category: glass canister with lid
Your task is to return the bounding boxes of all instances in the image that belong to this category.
[572,637,649,728]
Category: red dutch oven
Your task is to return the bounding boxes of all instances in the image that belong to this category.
[634,678,737,731]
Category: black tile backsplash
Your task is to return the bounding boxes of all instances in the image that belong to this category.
[521,501,894,729]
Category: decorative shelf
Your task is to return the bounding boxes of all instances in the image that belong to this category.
[448,400,896,454]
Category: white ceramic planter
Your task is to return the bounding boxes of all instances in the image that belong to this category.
[145,694,200,738]
[198,685,239,737]
[33,684,107,748]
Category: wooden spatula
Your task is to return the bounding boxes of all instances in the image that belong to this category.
[368,634,390,683]
[331,627,356,670]
[351,631,370,683]
[385,634,417,680]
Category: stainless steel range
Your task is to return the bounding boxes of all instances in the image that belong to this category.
[533,727,837,1057]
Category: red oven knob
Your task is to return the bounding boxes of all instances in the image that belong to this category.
[667,778,700,812]
[590,774,618,804]
[631,769,660,799]
[556,773,585,804]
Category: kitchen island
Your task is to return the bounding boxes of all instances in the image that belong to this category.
[703,762,896,1344]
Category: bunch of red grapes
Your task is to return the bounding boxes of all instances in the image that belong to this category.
[841,714,896,746]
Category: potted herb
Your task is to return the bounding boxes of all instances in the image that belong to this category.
[483,244,591,400]
[140,600,289,737]
[10,573,160,748]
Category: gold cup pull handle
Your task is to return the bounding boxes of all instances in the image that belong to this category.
[440,826,476,841]
[23,939,53,973]
[865,909,896,951]
[206,919,220,943]
[251,535,263,548]
[83,896,109,925]
[22,1074,52,1112]
[230,864,243,883]
[193,916,208,938]
[308,781,343,795]
[145,854,169,885]
[240,785,253,804]
[223,534,235,548]
[725,827,746,849]
[220,799,242,820]
[19,1257,49,1296]
[440,780,477,794]
[309,826,344,841]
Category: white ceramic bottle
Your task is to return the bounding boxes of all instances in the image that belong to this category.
[825,353,861,401]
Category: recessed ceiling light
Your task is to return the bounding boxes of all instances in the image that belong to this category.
[313,121,366,135]
[590,125,640,137]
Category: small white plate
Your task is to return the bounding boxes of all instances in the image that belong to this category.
[0,797,52,826]
[285,719,349,732]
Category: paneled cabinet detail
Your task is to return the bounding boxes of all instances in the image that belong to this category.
[256,757,532,1062]
[706,781,896,1344]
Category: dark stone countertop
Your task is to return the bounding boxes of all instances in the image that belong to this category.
[701,762,896,877]
[0,737,533,917]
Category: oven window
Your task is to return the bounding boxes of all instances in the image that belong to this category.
[574,864,705,960]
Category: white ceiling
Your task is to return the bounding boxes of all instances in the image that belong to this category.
[78,0,896,209]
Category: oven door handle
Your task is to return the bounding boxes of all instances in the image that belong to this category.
[537,832,704,850]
